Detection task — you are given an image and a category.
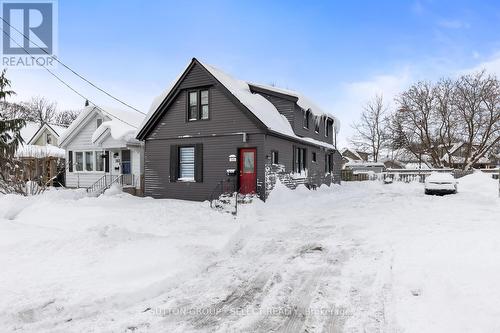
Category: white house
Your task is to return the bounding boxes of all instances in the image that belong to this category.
[15,122,67,185]
[59,106,145,195]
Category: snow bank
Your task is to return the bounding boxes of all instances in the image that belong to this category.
[0,174,498,332]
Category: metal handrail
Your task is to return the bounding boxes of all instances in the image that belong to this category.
[86,173,135,194]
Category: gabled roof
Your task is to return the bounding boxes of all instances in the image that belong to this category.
[17,122,67,158]
[19,122,41,144]
[27,122,68,145]
[59,105,145,147]
[341,147,363,160]
[137,58,339,150]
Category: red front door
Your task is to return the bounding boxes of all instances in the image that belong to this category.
[239,148,257,194]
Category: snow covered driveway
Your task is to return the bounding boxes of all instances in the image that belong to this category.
[0,173,499,332]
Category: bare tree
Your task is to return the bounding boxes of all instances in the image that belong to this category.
[54,109,79,126]
[453,71,500,169]
[389,71,500,170]
[24,96,57,124]
[350,95,388,162]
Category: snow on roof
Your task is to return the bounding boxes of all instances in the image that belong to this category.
[28,122,68,144]
[404,162,431,170]
[140,62,192,132]
[341,147,363,160]
[345,161,385,167]
[200,62,299,137]
[48,123,68,137]
[60,105,145,146]
[448,142,464,155]
[19,122,40,143]
[16,144,65,158]
[140,59,339,150]
[203,62,342,149]
[249,83,341,133]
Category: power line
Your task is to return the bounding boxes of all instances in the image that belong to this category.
[0,16,145,115]
[0,27,139,129]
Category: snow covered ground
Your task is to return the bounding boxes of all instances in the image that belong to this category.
[0,172,499,332]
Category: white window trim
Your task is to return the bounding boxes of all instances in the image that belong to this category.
[72,150,106,173]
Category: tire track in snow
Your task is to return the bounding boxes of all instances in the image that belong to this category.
[277,268,326,333]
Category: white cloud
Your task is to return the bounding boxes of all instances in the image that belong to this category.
[460,52,500,76]
[437,19,470,29]
[331,68,412,148]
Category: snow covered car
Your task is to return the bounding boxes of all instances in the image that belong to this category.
[424,172,458,195]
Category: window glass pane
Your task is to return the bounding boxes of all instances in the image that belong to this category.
[188,91,198,121]
[75,152,83,171]
[243,151,254,173]
[95,151,104,171]
[46,133,52,144]
[189,106,198,120]
[97,118,103,128]
[201,105,209,119]
[85,151,94,171]
[189,92,197,106]
[272,151,278,164]
[179,147,195,180]
[201,90,208,104]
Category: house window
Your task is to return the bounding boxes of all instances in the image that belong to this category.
[188,92,198,121]
[325,153,334,173]
[85,151,94,171]
[294,147,306,173]
[95,151,104,172]
[325,119,331,137]
[179,146,195,181]
[271,150,279,164]
[201,90,209,119]
[188,89,209,121]
[312,152,317,163]
[46,133,52,144]
[97,118,103,128]
[303,110,310,129]
[314,116,320,133]
[75,152,83,171]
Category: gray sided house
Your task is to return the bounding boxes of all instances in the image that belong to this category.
[136,58,342,201]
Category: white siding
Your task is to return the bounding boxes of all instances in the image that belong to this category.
[131,147,143,189]
[65,113,107,188]
[62,111,143,190]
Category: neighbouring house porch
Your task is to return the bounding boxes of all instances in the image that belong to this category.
[66,146,143,195]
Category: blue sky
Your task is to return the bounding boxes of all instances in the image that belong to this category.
[7,0,500,145]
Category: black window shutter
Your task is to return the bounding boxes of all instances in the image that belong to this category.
[194,143,203,182]
[292,146,296,173]
[104,151,110,172]
[68,151,73,172]
[170,145,179,182]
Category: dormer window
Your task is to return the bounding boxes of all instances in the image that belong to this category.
[314,116,320,133]
[188,89,210,121]
[97,118,103,128]
[303,109,310,129]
